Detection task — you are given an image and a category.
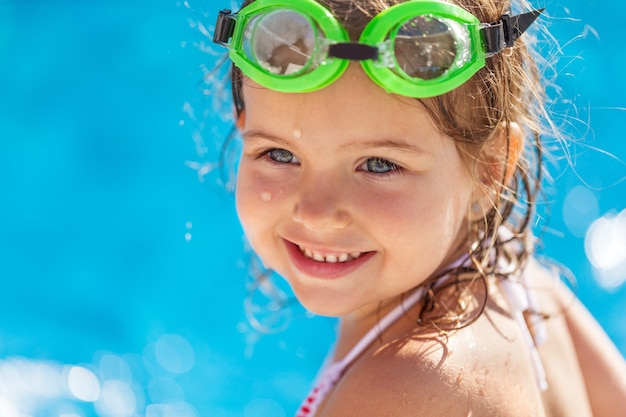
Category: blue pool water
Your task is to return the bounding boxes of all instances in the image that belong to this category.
[0,0,624,415]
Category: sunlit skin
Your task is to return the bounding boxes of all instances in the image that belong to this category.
[235,64,479,326]
[233,64,626,417]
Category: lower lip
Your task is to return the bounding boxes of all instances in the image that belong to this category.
[285,240,375,280]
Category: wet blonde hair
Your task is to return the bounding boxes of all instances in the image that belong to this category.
[229,0,549,330]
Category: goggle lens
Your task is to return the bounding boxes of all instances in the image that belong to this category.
[243,10,318,76]
[216,0,542,98]
[393,15,469,81]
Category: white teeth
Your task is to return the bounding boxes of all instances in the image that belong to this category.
[325,255,338,263]
[297,245,363,263]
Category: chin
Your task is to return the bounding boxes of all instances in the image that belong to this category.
[299,303,350,318]
[287,282,360,318]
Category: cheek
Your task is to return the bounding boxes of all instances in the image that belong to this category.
[357,180,462,225]
[235,161,286,237]
[356,175,472,253]
[235,164,262,231]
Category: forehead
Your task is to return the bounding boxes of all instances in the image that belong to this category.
[240,64,453,153]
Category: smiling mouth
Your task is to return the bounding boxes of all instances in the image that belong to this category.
[286,240,375,279]
[297,245,365,264]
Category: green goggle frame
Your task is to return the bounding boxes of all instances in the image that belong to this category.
[214,0,543,98]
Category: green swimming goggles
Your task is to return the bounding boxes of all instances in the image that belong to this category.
[213,0,543,98]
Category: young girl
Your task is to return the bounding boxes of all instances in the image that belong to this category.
[212,0,626,415]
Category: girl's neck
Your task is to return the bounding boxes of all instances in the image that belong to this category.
[331,247,471,363]
[334,296,403,360]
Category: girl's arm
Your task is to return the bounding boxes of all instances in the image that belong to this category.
[556,283,626,416]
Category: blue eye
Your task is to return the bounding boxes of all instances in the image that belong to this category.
[364,157,399,174]
[267,148,298,164]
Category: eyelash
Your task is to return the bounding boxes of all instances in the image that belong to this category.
[358,157,403,177]
[262,148,300,166]
[259,148,404,177]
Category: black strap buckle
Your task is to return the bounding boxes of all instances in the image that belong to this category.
[482,8,544,56]
[213,9,236,46]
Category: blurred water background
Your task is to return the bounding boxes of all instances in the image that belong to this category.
[0,0,624,416]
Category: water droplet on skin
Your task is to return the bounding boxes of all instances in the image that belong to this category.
[260,192,272,202]
[292,129,302,139]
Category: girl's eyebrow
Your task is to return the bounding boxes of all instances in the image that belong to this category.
[340,139,431,155]
[241,130,291,146]
[242,131,430,155]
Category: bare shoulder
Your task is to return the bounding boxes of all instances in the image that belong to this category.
[318,260,626,417]
[320,302,545,417]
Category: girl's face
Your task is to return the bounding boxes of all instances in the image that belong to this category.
[236,64,478,318]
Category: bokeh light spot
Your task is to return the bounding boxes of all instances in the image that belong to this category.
[0,396,19,417]
[147,377,185,404]
[0,359,65,403]
[145,402,197,417]
[244,398,285,417]
[585,209,626,290]
[563,186,600,237]
[67,366,100,402]
[99,355,133,385]
[95,380,136,417]
[154,334,195,374]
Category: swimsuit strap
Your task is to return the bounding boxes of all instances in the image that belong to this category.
[336,253,469,373]
[337,285,428,370]
[296,256,467,417]
[296,287,428,417]
[499,269,548,391]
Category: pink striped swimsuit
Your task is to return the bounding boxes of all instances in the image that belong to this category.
[295,259,547,417]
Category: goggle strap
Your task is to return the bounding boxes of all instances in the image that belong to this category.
[214,9,236,46]
[482,8,544,56]
[328,43,379,61]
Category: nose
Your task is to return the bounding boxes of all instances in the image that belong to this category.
[292,179,352,231]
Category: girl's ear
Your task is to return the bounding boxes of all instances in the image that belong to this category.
[503,122,523,186]
[236,109,246,131]
[468,122,524,221]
